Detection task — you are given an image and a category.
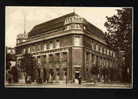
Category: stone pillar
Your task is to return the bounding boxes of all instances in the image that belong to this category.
[59,52,63,80]
[72,47,83,81]
[66,51,69,81]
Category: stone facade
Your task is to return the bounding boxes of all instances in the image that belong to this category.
[15,12,117,82]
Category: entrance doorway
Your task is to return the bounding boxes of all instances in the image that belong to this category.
[75,72,80,79]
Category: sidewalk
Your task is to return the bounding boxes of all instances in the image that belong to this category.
[5,81,132,88]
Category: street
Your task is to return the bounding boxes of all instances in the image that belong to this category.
[5,81,131,88]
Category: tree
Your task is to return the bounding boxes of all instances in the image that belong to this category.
[90,66,99,82]
[20,52,37,83]
[104,8,132,83]
[6,53,16,70]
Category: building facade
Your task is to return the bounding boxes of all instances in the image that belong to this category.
[15,12,117,82]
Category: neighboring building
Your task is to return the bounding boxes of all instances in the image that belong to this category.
[6,47,15,55]
[15,12,117,81]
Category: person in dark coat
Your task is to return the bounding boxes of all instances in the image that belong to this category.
[78,75,82,85]
[36,68,42,84]
[43,68,47,83]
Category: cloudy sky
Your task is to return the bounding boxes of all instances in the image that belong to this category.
[6,6,122,47]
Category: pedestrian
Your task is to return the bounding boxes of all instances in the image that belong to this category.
[78,75,82,85]
[43,68,47,82]
[7,70,12,83]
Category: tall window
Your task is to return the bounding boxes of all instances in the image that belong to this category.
[74,37,82,46]
[62,52,67,62]
[41,44,44,51]
[32,46,35,52]
[94,55,97,65]
[55,53,60,62]
[91,54,94,64]
[38,45,41,51]
[110,50,112,56]
[49,54,54,63]
[37,56,41,65]
[100,47,103,53]
[92,42,95,51]
[96,44,99,51]
[49,41,53,49]
[41,55,46,65]
[28,47,30,53]
[104,48,107,54]
[22,48,26,54]
[86,52,89,64]
[55,40,60,48]
[107,49,109,55]
[113,52,115,57]
[44,43,47,51]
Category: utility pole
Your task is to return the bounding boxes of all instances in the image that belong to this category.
[23,10,26,35]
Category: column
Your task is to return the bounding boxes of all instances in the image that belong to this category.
[59,52,63,80]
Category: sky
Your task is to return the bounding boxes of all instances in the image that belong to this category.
[6,6,122,48]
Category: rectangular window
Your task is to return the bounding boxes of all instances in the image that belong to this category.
[44,43,47,51]
[100,47,103,53]
[41,44,44,51]
[113,52,115,57]
[49,54,54,63]
[55,40,60,48]
[28,47,30,53]
[22,48,26,54]
[32,46,35,52]
[37,56,41,65]
[107,49,109,55]
[62,52,67,62]
[55,53,60,62]
[49,41,53,49]
[104,48,107,54]
[38,45,41,51]
[110,50,112,56]
[96,44,99,51]
[74,37,82,46]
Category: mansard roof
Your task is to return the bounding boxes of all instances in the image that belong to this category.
[28,12,105,40]
[83,19,105,39]
[28,12,76,37]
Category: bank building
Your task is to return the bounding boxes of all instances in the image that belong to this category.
[15,12,118,82]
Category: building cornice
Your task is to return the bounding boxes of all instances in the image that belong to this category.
[16,29,107,47]
[16,29,84,47]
